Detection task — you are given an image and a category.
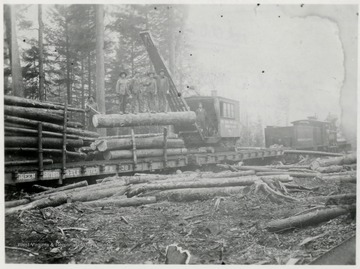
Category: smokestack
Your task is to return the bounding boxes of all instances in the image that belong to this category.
[211,90,217,97]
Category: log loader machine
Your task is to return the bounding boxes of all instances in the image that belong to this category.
[139,31,241,152]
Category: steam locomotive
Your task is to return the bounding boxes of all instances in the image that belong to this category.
[264,117,351,152]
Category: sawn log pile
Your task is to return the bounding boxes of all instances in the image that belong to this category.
[4,96,99,165]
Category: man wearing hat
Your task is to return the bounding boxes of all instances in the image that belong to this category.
[143,71,158,113]
[156,69,169,112]
[116,71,131,114]
[129,71,142,114]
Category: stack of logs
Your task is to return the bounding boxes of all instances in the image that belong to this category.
[84,131,187,161]
[4,96,99,165]
[80,111,197,161]
[217,152,357,183]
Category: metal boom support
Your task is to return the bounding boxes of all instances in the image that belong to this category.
[140,31,189,112]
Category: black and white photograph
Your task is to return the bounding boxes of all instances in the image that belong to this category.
[2,0,358,265]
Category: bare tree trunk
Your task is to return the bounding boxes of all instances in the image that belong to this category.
[131,41,135,76]
[88,51,91,97]
[95,5,106,136]
[65,18,71,104]
[10,5,24,97]
[81,57,85,109]
[38,5,45,101]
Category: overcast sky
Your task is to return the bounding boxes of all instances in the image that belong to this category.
[16,4,357,127]
[186,4,353,126]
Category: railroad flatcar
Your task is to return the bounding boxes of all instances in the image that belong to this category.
[264,117,350,152]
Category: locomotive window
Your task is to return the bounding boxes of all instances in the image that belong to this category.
[220,101,235,119]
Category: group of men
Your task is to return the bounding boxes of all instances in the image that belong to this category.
[116,69,170,114]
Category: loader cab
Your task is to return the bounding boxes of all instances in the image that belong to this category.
[176,95,240,146]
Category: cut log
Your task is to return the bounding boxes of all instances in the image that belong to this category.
[66,121,83,128]
[266,206,354,232]
[147,186,246,202]
[325,193,356,206]
[310,153,356,170]
[5,122,35,129]
[284,149,344,157]
[5,199,30,208]
[5,126,83,140]
[103,148,187,160]
[5,193,69,215]
[6,181,89,208]
[31,181,88,199]
[232,165,283,172]
[126,176,259,198]
[315,165,344,173]
[83,196,156,207]
[4,95,84,112]
[319,173,356,183]
[5,185,130,215]
[98,133,178,140]
[320,171,357,177]
[5,105,64,122]
[5,136,83,148]
[200,170,255,178]
[5,115,99,137]
[267,165,311,170]
[256,172,318,178]
[32,184,54,191]
[123,173,199,185]
[5,159,53,166]
[93,111,196,128]
[96,137,185,152]
[5,147,86,159]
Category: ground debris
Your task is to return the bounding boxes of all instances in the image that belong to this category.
[5,153,356,264]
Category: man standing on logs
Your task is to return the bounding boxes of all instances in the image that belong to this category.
[138,72,148,113]
[129,71,142,114]
[116,71,131,114]
[144,71,158,113]
[85,96,99,132]
[157,69,170,113]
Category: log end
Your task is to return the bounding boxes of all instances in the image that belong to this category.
[92,115,99,128]
[103,151,111,161]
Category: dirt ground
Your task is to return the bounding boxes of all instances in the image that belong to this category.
[5,172,356,264]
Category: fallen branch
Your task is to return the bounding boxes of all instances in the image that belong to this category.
[30,181,88,199]
[5,246,39,256]
[58,227,89,231]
